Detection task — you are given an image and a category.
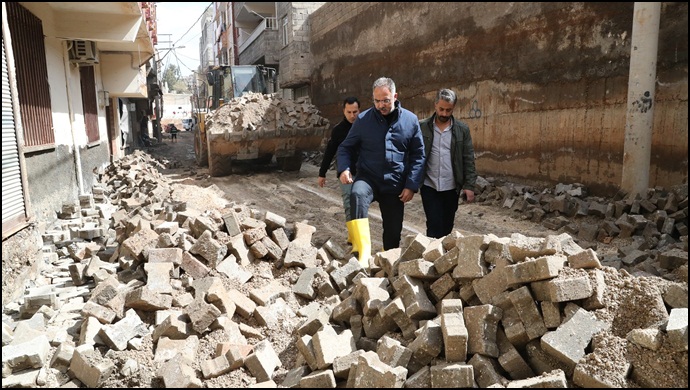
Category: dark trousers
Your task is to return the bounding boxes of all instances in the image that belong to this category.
[420,184,460,238]
[351,177,405,250]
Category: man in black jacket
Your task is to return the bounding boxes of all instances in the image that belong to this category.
[318,97,360,247]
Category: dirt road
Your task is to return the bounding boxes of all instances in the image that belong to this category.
[147,131,553,252]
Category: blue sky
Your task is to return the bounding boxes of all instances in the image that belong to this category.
[155,2,211,77]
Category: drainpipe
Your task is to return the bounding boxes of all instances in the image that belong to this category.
[232,2,239,65]
[621,2,661,197]
[63,40,85,195]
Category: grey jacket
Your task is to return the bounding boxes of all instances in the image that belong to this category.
[420,114,477,192]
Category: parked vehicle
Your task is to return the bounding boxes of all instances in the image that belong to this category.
[182,118,193,131]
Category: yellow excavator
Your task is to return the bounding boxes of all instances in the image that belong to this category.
[193,65,328,175]
[193,64,275,167]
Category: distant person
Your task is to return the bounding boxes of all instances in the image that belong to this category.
[168,123,179,143]
[337,77,425,269]
[318,97,360,248]
[419,88,477,238]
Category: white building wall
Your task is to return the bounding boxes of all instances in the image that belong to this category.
[162,93,192,122]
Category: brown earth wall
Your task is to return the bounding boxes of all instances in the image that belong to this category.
[309,2,688,196]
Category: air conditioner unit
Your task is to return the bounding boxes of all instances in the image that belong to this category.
[69,40,98,65]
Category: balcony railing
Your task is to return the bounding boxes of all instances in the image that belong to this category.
[266,17,277,30]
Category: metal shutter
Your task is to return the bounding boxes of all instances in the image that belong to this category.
[2,36,27,236]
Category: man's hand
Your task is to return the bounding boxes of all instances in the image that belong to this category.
[339,170,353,184]
[463,189,475,203]
[318,177,326,187]
[399,188,415,203]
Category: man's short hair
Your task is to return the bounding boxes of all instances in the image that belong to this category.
[343,96,360,108]
[436,88,457,105]
[373,77,396,95]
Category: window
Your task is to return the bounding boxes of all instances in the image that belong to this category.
[6,2,55,148]
[281,16,289,47]
[79,66,99,143]
[294,85,309,100]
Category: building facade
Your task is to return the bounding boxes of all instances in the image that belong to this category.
[2,2,158,302]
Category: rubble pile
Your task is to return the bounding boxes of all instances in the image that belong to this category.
[205,92,329,134]
[474,177,688,277]
[1,150,687,388]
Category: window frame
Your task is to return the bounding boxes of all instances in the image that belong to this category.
[281,16,289,47]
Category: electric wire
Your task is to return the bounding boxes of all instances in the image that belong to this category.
[157,2,211,77]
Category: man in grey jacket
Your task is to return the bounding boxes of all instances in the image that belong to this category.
[419,88,477,238]
[337,77,425,268]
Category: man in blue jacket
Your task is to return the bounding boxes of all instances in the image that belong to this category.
[337,77,426,269]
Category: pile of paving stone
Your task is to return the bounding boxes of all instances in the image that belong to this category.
[473,177,688,277]
[205,92,329,134]
[1,150,687,388]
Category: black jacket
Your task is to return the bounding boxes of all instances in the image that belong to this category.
[319,118,357,178]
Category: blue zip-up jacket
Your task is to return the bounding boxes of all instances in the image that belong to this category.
[336,100,426,194]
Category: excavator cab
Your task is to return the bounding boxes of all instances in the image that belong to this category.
[230,65,268,97]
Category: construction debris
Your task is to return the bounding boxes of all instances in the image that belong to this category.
[1,150,687,388]
[200,92,330,176]
[205,92,329,134]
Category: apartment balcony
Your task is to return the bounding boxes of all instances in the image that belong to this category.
[239,22,280,66]
[233,2,278,63]
[38,2,156,59]
[237,17,276,53]
[234,2,275,24]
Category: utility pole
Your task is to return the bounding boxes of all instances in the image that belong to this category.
[621,3,661,197]
[156,33,186,90]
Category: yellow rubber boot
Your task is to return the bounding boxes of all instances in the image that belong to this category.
[350,218,371,269]
[346,220,359,254]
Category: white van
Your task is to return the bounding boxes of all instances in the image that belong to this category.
[182,118,193,131]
